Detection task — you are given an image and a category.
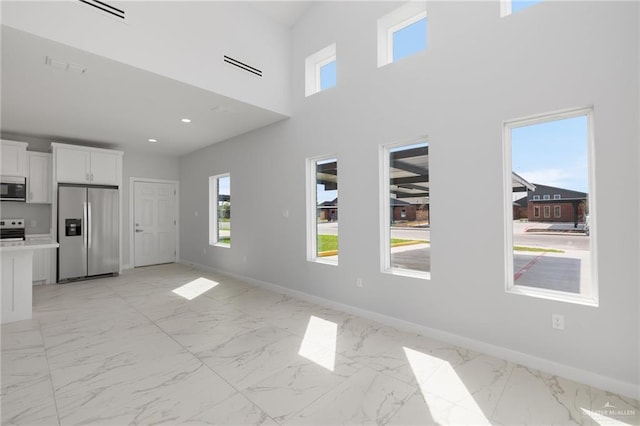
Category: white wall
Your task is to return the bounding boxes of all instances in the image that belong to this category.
[122,151,180,267]
[179,1,639,395]
[1,1,292,116]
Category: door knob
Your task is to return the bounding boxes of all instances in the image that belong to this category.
[135,229,143,233]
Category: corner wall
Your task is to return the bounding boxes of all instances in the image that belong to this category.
[179,1,639,395]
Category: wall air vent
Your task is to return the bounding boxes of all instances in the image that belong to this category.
[79,0,125,21]
[223,55,263,78]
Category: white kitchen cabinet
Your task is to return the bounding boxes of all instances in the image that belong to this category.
[26,235,53,284]
[53,144,122,186]
[27,152,52,203]
[0,140,28,177]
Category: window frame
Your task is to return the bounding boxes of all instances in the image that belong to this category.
[380,137,431,280]
[500,0,543,17]
[209,173,231,248]
[377,2,427,68]
[553,194,561,200]
[306,154,339,265]
[533,205,540,218]
[503,106,598,307]
[305,43,337,97]
[553,205,561,218]
[533,195,540,200]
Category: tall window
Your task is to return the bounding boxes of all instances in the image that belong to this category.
[377,2,427,67]
[305,44,337,97]
[505,108,596,305]
[209,173,231,247]
[381,140,430,278]
[307,156,338,264]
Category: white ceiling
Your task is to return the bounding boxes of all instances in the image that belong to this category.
[0,23,290,157]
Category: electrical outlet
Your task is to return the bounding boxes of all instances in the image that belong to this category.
[356,277,363,288]
[552,314,564,330]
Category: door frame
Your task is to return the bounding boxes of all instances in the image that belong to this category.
[129,177,180,268]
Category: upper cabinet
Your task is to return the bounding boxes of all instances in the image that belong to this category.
[53,144,123,186]
[0,140,28,177]
[27,152,52,204]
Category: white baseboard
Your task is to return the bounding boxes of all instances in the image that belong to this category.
[179,259,639,400]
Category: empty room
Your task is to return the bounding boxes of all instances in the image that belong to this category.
[1,1,638,425]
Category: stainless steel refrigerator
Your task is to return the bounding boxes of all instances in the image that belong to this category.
[58,185,119,282]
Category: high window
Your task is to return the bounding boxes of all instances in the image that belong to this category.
[381,140,430,278]
[377,2,427,67]
[307,156,338,264]
[305,44,336,97]
[501,0,543,17]
[209,174,231,247]
[505,107,596,305]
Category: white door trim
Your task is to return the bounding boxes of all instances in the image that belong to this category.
[128,177,180,269]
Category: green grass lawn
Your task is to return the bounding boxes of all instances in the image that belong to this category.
[317,235,427,253]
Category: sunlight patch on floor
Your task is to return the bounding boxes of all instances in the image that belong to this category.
[298,316,337,371]
[404,346,491,424]
[172,277,219,300]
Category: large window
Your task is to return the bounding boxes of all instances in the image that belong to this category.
[307,156,338,264]
[505,108,596,305]
[209,173,231,247]
[377,2,427,67]
[381,140,430,278]
[305,44,337,97]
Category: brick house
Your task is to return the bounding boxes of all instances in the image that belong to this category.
[520,183,588,226]
[391,198,429,223]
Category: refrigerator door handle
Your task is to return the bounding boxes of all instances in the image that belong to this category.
[87,201,92,249]
[83,201,88,248]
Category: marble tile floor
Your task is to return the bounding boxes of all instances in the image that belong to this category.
[1,263,638,425]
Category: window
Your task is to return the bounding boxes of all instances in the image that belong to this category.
[553,194,561,200]
[501,0,543,17]
[377,2,427,67]
[307,156,338,264]
[305,44,336,97]
[381,140,430,278]
[533,195,540,200]
[505,107,596,305]
[209,173,231,247]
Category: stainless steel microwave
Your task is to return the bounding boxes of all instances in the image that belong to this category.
[0,176,26,201]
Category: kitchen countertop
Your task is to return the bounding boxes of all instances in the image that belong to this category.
[0,238,59,252]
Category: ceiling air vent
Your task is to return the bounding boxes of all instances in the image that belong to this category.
[223,55,263,78]
[79,0,125,20]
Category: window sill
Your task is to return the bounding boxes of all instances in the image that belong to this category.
[507,285,598,307]
[212,243,230,249]
[383,268,430,280]
[309,258,338,266]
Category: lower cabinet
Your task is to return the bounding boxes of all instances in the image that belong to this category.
[27,236,54,284]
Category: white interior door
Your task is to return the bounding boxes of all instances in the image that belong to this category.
[134,181,176,267]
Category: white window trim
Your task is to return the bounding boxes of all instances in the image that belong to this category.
[533,206,540,217]
[554,194,561,199]
[533,195,540,200]
[306,155,338,265]
[377,2,427,67]
[543,205,551,218]
[503,106,598,307]
[500,0,513,17]
[554,205,561,218]
[380,137,430,280]
[543,194,550,200]
[305,43,336,97]
[209,173,230,248]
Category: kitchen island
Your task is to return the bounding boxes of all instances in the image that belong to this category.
[1,238,59,324]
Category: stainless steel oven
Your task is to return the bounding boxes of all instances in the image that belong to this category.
[0,176,27,201]
[0,219,25,241]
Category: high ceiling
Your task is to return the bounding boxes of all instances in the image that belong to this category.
[0,1,315,156]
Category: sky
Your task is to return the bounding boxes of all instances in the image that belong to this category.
[511,0,544,14]
[217,175,230,198]
[512,115,589,193]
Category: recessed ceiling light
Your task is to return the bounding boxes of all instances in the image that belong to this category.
[148,138,157,143]
[181,118,192,123]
